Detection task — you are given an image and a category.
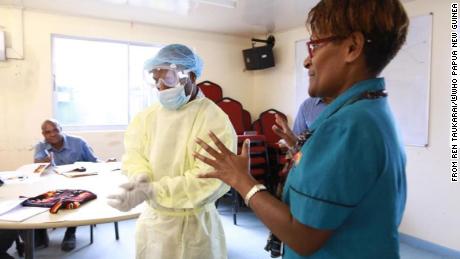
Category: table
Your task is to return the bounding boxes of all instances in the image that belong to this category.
[0,162,142,259]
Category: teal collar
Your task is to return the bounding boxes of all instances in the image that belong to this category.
[309,78,385,131]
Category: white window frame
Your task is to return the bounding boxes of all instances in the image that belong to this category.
[51,34,162,131]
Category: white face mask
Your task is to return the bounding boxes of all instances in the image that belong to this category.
[157,83,191,110]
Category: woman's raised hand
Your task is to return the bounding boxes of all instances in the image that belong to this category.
[193,131,254,188]
[272,114,297,148]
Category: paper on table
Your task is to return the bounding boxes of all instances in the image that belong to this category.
[0,206,49,222]
[53,164,82,174]
[0,198,26,215]
[16,163,51,176]
[54,164,98,177]
[0,171,28,183]
[61,171,98,178]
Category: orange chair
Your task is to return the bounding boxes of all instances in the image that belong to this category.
[216,97,245,135]
[197,80,223,103]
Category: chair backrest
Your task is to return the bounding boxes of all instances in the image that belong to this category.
[237,134,271,183]
[252,119,262,134]
[216,97,245,135]
[258,109,288,144]
[242,109,252,132]
[197,80,223,103]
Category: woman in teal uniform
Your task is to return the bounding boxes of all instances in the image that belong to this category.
[194,0,409,258]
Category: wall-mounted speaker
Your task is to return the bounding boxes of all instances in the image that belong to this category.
[242,35,275,71]
[242,45,274,70]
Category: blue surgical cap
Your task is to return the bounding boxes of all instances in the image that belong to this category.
[144,44,204,78]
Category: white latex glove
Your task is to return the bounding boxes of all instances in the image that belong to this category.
[107,174,154,212]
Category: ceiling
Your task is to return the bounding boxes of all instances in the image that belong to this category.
[0,0,320,37]
[0,0,415,37]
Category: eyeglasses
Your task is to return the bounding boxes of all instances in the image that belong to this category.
[306,36,343,58]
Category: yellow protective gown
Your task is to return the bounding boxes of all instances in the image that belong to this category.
[122,94,236,259]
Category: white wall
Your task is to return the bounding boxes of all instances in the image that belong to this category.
[1,0,459,252]
[399,0,460,251]
[252,27,306,124]
[252,0,460,251]
[0,7,253,170]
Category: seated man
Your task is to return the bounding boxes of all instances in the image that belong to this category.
[34,119,99,251]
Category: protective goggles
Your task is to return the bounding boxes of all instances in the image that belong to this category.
[144,65,191,89]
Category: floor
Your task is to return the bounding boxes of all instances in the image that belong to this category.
[6,197,457,259]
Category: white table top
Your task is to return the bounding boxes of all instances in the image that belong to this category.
[0,162,142,229]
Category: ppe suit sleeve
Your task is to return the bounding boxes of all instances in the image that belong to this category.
[150,105,237,209]
[122,110,154,176]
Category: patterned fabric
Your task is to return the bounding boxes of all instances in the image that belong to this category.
[22,189,97,214]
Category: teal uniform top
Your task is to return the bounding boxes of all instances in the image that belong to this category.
[282,78,407,259]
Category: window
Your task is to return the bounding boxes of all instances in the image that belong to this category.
[52,35,161,130]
